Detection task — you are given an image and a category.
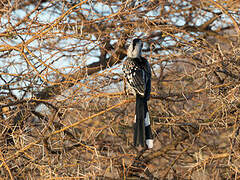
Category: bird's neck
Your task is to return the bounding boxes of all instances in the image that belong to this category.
[127,52,141,58]
[127,44,142,58]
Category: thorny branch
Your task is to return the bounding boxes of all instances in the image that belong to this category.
[0,0,240,179]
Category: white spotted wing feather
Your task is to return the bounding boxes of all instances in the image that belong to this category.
[122,58,145,96]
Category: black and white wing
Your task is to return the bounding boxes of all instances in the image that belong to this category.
[122,57,146,96]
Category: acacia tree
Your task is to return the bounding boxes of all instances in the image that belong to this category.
[0,0,240,179]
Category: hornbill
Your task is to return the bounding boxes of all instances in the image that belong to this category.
[122,38,153,148]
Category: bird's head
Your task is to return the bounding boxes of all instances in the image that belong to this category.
[127,38,143,58]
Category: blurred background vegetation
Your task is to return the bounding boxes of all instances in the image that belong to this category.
[0,0,240,179]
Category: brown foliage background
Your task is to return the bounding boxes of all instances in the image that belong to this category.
[0,0,240,179]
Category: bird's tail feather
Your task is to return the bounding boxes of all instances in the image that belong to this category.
[134,95,145,147]
[144,103,153,141]
[134,95,153,147]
